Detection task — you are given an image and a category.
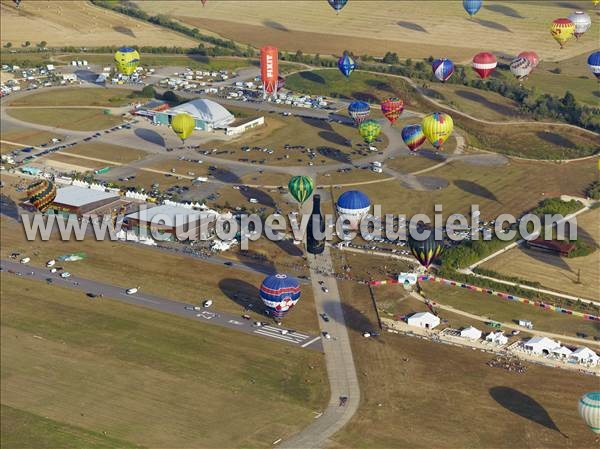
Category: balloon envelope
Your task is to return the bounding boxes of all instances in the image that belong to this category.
[114,47,140,76]
[288,176,314,204]
[260,274,301,319]
[328,0,348,13]
[348,101,371,125]
[472,52,497,79]
[463,0,482,16]
[422,112,454,149]
[408,230,444,269]
[579,391,600,434]
[336,190,371,229]
[338,53,356,78]
[381,98,404,125]
[550,18,575,48]
[568,11,591,38]
[518,51,539,68]
[432,58,455,82]
[588,51,600,79]
[171,112,195,142]
[510,56,533,79]
[401,124,427,152]
[27,179,56,212]
[358,119,382,144]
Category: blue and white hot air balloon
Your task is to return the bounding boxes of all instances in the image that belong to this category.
[259,274,301,320]
[432,58,455,82]
[463,0,483,16]
[338,53,356,78]
[348,101,371,125]
[588,51,600,79]
[336,190,371,229]
[579,391,600,434]
[328,0,348,14]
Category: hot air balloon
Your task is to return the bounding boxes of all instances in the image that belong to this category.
[259,274,301,320]
[114,47,140,76]
[348,101,371,125]
[472,52,497,79]
[422,112,453,149]
[401,124,427,152]
[518,51,539,68]
[381,98,404,125]
[463,0,482,16]
[510,56,533,80]
[569,11,592,39]
[550,18,575,48]
[338,53,356,78]
[200,0,207,5]
[27,179,56,213]
[288,176,314,204]
[588,51,600,79]
[358,119,382,144]
[432,58,455,83]
[336,190,371,229]
[579,391,600,434]
[408,229,444,269]
[171,112,195,143]
[328,0,348,14]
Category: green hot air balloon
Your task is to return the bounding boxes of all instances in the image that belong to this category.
[358,119,382,144]
[288,176,314,204]
[171,112,195,143]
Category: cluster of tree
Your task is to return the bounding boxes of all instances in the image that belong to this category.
[586,181,600,200]
[441,236,512,269]
[530,198,583,220]
[472,267,542,288]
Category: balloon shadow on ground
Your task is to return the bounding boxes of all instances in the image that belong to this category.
[299,71,326,84]
[134,128,165,148]
[113,25,136,38]
[317,146,351,164]
[234,250,278,276]
[74,70,99,83]
[455,90,516,117]
[483,4,525,18]
[418,149,447,162]
[301,116,332,131]
[0,195,19,221]
[321,299,379,335]
[242,186,276,208]
[454,179,500,202]
[352,91,380,103]
[262,20,289,32]
[397,21,427,33]
[535,131,576,149]
[592,91,600,99]
[319,130,351,147]
[519,245,573,273]
[475,19,512,32]
[212,167,241,184]
[218,278,265,313]
[273,238,304,257]
[365,79,395,94]
[489,387,567,437]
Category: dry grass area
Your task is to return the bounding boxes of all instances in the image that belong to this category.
[0,127,63,154]
[61,142,149,164]
[138,1,596,61]
[43,153,111,171]
[329,279,598,449]
[6,108,124,131]
[1,275,328,449]
[8,88,140,108]
[481,208,600,299]
[0,0,197,48]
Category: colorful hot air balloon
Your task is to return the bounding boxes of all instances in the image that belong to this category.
[408,229,444,269]
[358,119,382,144]
[171,112,195,142]
[472,52,497,79]
[579,391,600,434]
[568,11,592,39]
[588,51,600,79]
[381,98,404,125]
[348,101,371,125]
[518,51,539,68]
[422,112,453,149]
[550,18,575,48]
[328,0,348,14]
[510,56,533,79]
[336,190,371,229]
[338,53,356,78]
[27,179,56,213]
[288,176,314,204]
[432,58,455,83]
[463,0,483,16]
[401,124,427,152]
[259,274,301,320]
[114,47,140,76]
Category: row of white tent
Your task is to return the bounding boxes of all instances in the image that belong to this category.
[523,336,599,365]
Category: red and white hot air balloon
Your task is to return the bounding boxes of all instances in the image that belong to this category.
[518,51,539,69]
[472,52,497,79]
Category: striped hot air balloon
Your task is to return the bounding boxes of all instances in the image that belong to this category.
[422,112,454,149]
[472,52,497,79]
[288,176,314,204]
[408,229,444,269]
[381,98,404,125]
[588,51,600,79]
[550,18,575,48]
[579,391,600,434]
[27,179,57,213]
[348,101,371,125]
[328,0,348,14]
[171,112,195,142]
[259,274,301,320]
[114,47,140,76]
[518,51,539,68]
[358,119,382,144]
[463,0,483,16]
[510,56,533,80]
[401,124,427,152]
[432,58,455,82]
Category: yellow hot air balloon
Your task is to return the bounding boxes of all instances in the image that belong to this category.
[114,47,140,76]
[171,113,195,142]
[550,18,575,48]
[422,112,453,150]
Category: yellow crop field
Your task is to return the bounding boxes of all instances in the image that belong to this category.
[0,0,197,48]
[137,0,597,61]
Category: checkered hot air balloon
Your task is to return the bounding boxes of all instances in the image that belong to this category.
[114,47,140,76]
[579,391,600,434]
[550,18,575,48]
[381,98,404,125]
[472,52,497,79]
[259,274,301,319]
[422,112,454,149]
[26,179,57,213]
[401,124,427,152]
[348,101,371,125]
[288,176,314,204]
[408,229,444,269]
[431,58,455,83]
[358,119,382,144]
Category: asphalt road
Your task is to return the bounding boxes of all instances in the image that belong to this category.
[0,259,323,352]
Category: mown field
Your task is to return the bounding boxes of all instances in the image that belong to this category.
[329,279,598,449]
[0,127,63,154]
[1,275,328,449]
[60,142,149,164]
[8,88,141,108]
[6,108,125,131]
[0,0,197,48]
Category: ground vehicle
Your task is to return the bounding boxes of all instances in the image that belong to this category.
[86,293,97,298]
[322,287,329,293]
[203,299,213,308]
[318,280,324,285]
[60,272,71,278]
[321,313,330,322]
[20,257,30,264]
[242,314,251,320]
[363,332,371,338]
[46,259,56,267]
[281,329,289,335]
[323,331,331,339]
[254,321,262,327]
[126,287,138,295]
[223,261,233,266]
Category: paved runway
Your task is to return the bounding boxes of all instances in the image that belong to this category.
[0,259,322,352]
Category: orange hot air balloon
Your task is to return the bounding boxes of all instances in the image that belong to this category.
[381,98,404,125]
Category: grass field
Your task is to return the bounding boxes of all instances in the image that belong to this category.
[481,208,600,299]
[6,108,125,131]
[0,127,63,154]
[8,88,141,108]
[0,0,197,48]
[43,153,112,172]
[61,142,149,164]
[137,1,596,62]
[329,279,598,449]
[1,275,328,449]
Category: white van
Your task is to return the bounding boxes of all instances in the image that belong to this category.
[20,257,30,264]
[46,260,56,267]
[203,299,213,308]
[126,287,138,295]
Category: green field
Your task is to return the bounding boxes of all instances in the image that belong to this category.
[8,88,141,108]
[1,275,328,449]
[6,108,124,131]
[72,53,253,71]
